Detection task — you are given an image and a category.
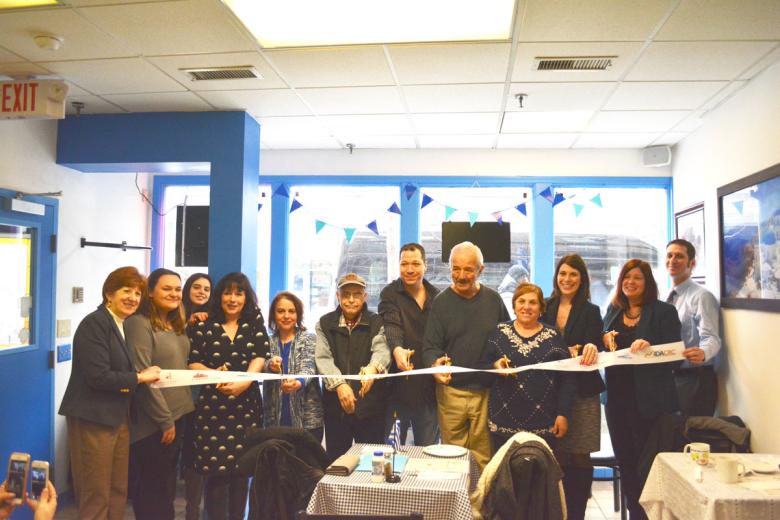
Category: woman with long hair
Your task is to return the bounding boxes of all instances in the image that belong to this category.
[126,268,194,519]
[263,291,324,441]
[183,273,212,324]
[188,272,270,520]
[542,254,604,520]
[602,259,681,520]
[59,266,160,520]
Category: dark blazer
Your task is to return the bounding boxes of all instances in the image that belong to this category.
[602,299,682,419]
[59,305,139,428]
[543,298,606,397]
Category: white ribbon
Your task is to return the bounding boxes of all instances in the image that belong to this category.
[151,341,684,388]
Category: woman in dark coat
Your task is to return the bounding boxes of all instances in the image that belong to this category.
[602,259,681,520]
[542,254,604,520]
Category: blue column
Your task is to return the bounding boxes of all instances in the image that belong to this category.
[269,182,290,300]
[399,182,420,246]
[531,183,554,295]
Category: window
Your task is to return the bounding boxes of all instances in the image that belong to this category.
[287,185,401,328]
[419,187,532,312]
[554,187,669,313]
[0,224,33,350]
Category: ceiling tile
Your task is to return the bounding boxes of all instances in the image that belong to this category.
[652,132,688,145]
[103,91,212,112]
[257,116,331,138]
[38,58,185,94]
[501,110,593,133]
[403,84,505,113]
[506,82,614,111]
[198,89,310,117]
[65,95,124,115]
[148,52,287,90]
[587,110,688,132]
[519,0,675,42]
[389,43,511,85]
[412,113,499,134]
[626,41,777,81]
[297,86,404,115]
[0,61,51,77]
[739,44,780,80]
[670,112,704,132]
[265,46,394,88]
[656,0,780,40]
[318,114,412,136]
[63,81,91,96]
[512,42,644,82]
[0,46,24,63]
[700,81,748,111]
[68,0,172,5]
[0,7,136,61]
[261,135,340,150]
[497,133,578,148]
[604,81,728,110]
[77,0,256,56]
[574,133,661,148]
[417,135,496,149]
[333,135,416,149]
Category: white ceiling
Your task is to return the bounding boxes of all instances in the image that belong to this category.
[1,0,779,151]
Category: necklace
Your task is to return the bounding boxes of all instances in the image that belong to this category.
[625,308,641,320]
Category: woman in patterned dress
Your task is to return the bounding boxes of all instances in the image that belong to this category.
[187,272,270,520]
[483,283,576,451]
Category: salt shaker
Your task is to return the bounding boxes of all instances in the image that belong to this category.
[371,451,384,483]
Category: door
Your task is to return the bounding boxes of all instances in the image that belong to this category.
[0,189,57,508]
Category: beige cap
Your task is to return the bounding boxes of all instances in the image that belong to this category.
[337,272,366,289]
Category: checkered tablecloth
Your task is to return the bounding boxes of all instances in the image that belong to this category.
[307,444,479,519]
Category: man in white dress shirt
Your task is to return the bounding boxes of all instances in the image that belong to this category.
[666,239,722,416]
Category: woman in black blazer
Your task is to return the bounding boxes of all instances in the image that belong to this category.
[542,254,605,520]
[59,266,160,520]
[602,259,681,520]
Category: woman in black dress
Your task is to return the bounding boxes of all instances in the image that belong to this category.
[602,259,681,520]
[543,254,604,520]
[188,272,269,520]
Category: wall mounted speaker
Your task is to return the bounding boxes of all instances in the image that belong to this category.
[642,145,672,167]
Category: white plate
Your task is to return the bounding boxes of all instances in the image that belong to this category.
[423,444,468,458]
[748,461,779,474]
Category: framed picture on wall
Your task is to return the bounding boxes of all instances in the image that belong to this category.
[675,203,706,283]
[717,162,780,312]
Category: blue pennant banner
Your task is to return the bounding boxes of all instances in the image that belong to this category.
[444,206,456,220]
[733,200,744,214]
[552,193,566,206]
[315,220,326,234]
[590,194,603,208]
[289,198,303,213]
[274,184,289,198]
[539,187,554,203]
[366,220,379,235]
[468,212,478,226]
[515,202,527,216]
[387,202,401,215]
[492,211,503,225]
[257,203,263,211]
[573,203,584,216]
[404,183,417,200]
[421,194,434,208]
[344,228,356,243]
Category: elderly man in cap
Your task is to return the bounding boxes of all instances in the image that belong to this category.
[315,272,391,460]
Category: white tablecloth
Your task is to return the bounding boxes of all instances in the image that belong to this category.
[640,452,780,520]
[307,444,479,520]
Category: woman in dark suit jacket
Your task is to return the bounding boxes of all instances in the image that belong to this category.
[602,259,681,520]
[542,254,605,520]
[59,266,161,520]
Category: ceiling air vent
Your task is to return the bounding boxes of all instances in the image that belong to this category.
[534,56,616,71]
[181,66,262,81]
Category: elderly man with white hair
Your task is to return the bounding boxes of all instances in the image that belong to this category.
[422,241,510,469]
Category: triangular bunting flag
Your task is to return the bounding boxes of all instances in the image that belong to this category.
[315,220,326,234]
[387,202,401,215]
[590,194,603,208]
[468,212,479,226]
[492,211,503,225]
[444,206,456,220]
[344,228,356,243]
[274,185,289,197]
[289,198,303,213]
[539,186,554,203]
[257,203,263,211]
[404,183,417,200]
[552,193,566,206]
[573,204,584,217]
[421,194,433,208]
[733,200,744,214]
[366,220,379,235]
[515,203,527,216]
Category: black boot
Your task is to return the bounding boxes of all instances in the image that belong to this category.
[184,466,204,520]
[563,466,594,520]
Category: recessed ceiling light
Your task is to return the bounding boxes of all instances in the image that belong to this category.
[0,0,59,9]
[222,0,515,49]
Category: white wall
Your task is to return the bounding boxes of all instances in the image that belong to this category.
[0,119,151,490]
[672,60,780,453]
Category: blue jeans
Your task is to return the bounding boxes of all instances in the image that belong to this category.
[385,397,440,446]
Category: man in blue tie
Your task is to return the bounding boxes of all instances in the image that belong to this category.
[666,239,722,416]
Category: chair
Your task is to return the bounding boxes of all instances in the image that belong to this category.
[590,452,626,520]
[297,512,423,520]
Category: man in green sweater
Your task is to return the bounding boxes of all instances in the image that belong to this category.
[422,241,510,469]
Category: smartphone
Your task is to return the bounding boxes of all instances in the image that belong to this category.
[5,452,30,505]
[30,460,49,501]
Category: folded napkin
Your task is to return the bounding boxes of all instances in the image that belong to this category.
[326,454,360,476]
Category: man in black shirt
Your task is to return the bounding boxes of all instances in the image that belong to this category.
[379,243,441,446]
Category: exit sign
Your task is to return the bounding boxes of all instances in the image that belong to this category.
[0,80,68,119]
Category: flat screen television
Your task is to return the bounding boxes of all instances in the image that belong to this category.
[441,222,511,263]
[175,205,209,266]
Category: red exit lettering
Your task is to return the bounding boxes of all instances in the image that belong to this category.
[1,82,38,113]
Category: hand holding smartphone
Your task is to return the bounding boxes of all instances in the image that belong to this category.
[5,452,30,505]
[30,461,49,501]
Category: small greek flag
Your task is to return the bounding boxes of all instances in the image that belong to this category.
[388,418,403,453]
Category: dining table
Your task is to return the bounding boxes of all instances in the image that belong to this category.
[640,452,780,520]
[306,443,479,520]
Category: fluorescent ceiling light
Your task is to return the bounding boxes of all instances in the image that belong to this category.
[223,0,515,48]
[0,0,58,8]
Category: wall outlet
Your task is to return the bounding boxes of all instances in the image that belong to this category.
[57,344,72,363]
[56,319,71,338]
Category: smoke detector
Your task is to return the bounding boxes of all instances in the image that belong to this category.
[33,34,64,51]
